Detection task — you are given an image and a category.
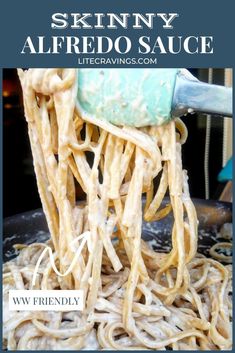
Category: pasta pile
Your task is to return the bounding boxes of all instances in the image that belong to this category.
[3,69,232,350]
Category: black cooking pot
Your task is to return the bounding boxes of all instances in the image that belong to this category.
[3,199,232,262]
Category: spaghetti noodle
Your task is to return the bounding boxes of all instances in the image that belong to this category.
[3,69,232,350]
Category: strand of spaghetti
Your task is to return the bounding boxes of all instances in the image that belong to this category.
[123,148,144,333]
[32,319,93,338]
[144,163,168,221]
[113,197,149,280]
[86,240,103,313]
[209,242,232,263]
[109,137,124,199]
[182,170,198,262]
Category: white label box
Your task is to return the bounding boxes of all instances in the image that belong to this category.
[9,290,84,311]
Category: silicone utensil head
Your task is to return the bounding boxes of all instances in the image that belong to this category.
[77,68,179,127]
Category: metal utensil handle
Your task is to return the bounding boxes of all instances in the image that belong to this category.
[172,72,233,118]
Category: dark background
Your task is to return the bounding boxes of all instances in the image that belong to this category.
[3,68,226,217]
